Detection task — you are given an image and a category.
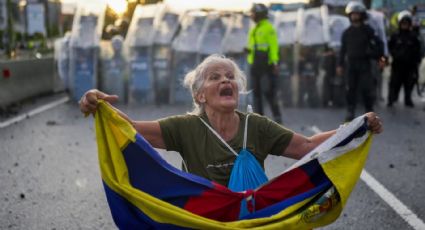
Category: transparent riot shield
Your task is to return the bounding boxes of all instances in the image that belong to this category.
[416,5,425,55]
[296,6,328,107]
[367,10,388,102]
[152,7,180,105]
[275,10,298,107]
[222,13,250,73]
[221,13,252,111]
[100,35,127,102]
[298,7,328,46]
[198,12,229,61]
[367,10,388,57]
[69,1,105,101]
[323,15,350,107]
[124,4,157,105]
[328,15,349,49]
[170,11,207,104]
[54,32,71,91]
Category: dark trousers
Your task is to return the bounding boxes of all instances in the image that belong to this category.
[298,70,320,108]
[388,66,416,105]
[345,59,376,115]
[250,63,281,120]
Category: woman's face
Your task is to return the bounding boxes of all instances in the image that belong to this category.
[198,62,239,112]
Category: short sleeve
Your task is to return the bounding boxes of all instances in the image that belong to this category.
[158,115,188,153]
[259,116,294,156]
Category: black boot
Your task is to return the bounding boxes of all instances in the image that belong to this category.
[405,101,414,108]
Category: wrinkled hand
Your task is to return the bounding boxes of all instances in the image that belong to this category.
[365,112,383,134]
[79,89,118,115]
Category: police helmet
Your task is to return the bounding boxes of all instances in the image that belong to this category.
[111,35,124,52]
[397,10,412,24]
[345,1,366,15]
[251,3,268,18]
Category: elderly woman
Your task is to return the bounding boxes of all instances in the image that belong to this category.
[80,55,383,187]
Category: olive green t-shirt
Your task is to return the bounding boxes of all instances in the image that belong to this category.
[158,111,294,186]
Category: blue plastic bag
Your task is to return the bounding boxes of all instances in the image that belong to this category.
[228,149,268,217]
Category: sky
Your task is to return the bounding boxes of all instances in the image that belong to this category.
[61,0,127,14]
[61,0,309,14]
[164,0,308,11]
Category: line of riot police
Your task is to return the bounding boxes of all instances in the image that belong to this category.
[54,1,424,115]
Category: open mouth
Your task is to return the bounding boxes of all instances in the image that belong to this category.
[219,87,233,97]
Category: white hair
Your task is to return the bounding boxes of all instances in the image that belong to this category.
[183,54,247,115]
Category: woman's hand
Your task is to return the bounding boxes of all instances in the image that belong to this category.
[79,89,118,115]
[365,112,383,134]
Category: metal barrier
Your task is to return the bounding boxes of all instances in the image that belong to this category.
[0,57,55,107]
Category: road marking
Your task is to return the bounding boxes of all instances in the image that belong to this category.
[311,125,425,230]
[0,96,70,129]
[361,170,425,229]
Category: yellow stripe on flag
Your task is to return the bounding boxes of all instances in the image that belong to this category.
[94,101,373,229]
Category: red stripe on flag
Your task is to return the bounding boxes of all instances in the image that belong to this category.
[254,167,316,211]
[184,182,244,221]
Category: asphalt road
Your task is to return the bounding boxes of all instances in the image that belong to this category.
[1,93,424,230]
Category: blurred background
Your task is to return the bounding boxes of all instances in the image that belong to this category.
[2,1,425,229]
[1,0,424,110]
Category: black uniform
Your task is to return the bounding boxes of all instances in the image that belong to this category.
[387,30,422,107]
[250,52,281,121]
[339,24,382,119]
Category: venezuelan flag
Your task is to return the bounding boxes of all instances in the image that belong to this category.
[94,101,373,229]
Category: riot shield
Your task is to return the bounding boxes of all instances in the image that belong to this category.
[323,15,350,107]
[124,4,157,105]
[328,15,349,49]
[221,13,252,111]
[100,35,127,102]
[296,6,328,107]
[69,1,105,101]
[367,10,388,102]
[275,10,298,107]
[152,7,181,105]
[198,12,230,61]
[54,32,71,91]
[170,10,207,104]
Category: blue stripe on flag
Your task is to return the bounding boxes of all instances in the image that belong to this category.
[300,160,329,186]
[103,181,191,230]
[241,181,332,220]
[123,134,216,208]
[334,120,368,148]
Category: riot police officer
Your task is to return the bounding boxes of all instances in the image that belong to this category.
[387,11,422,108]
[246,3,282,123]
[337,1,384,121]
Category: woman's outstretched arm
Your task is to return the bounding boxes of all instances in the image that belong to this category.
[79,89,166,149]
